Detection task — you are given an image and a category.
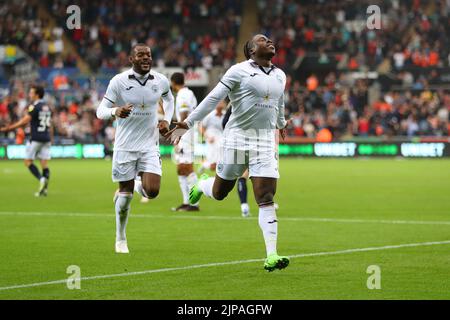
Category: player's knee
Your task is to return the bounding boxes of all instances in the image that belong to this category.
[212,189,228,201]
[144,187,159,199]
[257,192,274,206]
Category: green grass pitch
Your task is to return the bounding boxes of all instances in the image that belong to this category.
[0,158,449,299]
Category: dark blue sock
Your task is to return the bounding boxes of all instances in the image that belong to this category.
[42,168,50,180]
[28,164,41,181]
[237,177,248,204]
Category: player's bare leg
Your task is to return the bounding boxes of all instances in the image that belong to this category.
[190,173,236,203]
[114,180,134,253]
[141,172,161,199]
[251,177,289,271]
[134,171,161,201]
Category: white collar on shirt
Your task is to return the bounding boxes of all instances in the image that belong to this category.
[131,68,151,79]
[248,59,276,74]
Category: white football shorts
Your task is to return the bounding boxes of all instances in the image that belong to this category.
[25,141,51,160]
[173,131,195,164]
[216,147,279,180]
[112,150,162,182]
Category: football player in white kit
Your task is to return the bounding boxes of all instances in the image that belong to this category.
[170,72,200,212]
[166,35,290,272]
[97,44,174,253]
[199,99,226,173]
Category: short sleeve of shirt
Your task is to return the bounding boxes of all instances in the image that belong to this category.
[27,104,37,116]
[177,90,191,113]
[219,65,241,92]
[160,75,171,96]
[104,76,119,104]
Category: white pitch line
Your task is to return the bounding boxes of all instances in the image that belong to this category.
[0,211,450,226]
[0,240,449,292]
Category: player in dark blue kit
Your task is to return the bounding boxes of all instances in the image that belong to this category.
[1,85,53,197]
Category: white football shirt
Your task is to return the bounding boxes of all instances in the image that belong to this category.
[175,87,197,122]
[202,110,224,138]
[185,59,286,151]
[99,68,174,152]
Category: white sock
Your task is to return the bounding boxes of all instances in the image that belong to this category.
[178,175,189,205]
[186,172,199,206]
[199,177,215,199]
[115,192,133,241]
[134,178,148,198]
[258,205,278,256]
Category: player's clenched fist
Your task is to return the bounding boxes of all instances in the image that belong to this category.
[115,103,133,118]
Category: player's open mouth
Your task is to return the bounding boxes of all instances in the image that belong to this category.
[141,62,150,68]
[268,44,275,50]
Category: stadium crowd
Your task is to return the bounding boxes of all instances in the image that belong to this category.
[1,0,449,145]
[0,1,78,68]
[47,0,242,71]
[259,0,450,73]
[285,72,449,139]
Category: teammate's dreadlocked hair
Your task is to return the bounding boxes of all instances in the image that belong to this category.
[243,40,255,60]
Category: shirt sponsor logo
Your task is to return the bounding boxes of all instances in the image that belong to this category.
[255,103,274,109]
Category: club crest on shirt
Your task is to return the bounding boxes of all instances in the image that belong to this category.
[151,85,159,93]
[276,75,283,83]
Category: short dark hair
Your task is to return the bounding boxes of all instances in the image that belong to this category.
[130,43,149,56]
[170,72,185,85]
[30,84,45,98]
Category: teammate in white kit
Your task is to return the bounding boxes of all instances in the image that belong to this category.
[97,44,174,254]
[170,72,200,212]
[166,34,290,272]
[199,99,226,173]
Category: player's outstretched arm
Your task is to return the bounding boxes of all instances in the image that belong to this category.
[183,83,230,129]
[0,114,31,132]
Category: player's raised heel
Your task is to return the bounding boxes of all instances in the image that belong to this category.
[263,254,290,272]
[189,173,208,205]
